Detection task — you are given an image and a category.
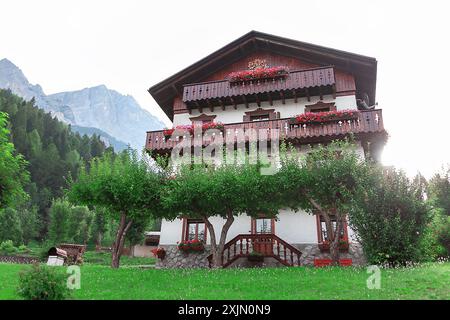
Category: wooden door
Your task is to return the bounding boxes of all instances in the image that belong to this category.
[252,218,274,255]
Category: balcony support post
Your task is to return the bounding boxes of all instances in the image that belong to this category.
[280,90,285,104]
[243,95,249,108]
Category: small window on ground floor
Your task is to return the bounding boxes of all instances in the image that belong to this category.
[184,218,206,242]
[252,217,274,234]
[317,215,348,242]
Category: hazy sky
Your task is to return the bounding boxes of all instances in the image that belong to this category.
[1,0,449,178]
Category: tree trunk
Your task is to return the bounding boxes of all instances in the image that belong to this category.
[204,211,235,268]
[307,198,342,266]
[329,212,344,266]
[111,213,132,269]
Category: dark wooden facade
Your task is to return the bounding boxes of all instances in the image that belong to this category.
[146,31,386,159]
[148,31,376,121]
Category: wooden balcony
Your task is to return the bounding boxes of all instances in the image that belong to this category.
[182,66,336,110]
[146,109,385,154]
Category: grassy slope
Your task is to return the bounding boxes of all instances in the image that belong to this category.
[0,262,449,300]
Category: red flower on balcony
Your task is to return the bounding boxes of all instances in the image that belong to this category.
[289,109,360,125]
[200,122,224,131]
[228,66,289,83]
[163,125,194,138]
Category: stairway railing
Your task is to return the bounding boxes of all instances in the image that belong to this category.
[207,234,302,268]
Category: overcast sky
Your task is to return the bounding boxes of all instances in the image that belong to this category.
[1,0,449,178]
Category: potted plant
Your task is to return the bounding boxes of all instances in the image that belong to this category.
[247,251,264,262]
[151,247,166,260]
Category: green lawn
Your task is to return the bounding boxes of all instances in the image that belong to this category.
[82,251,156,266]
[0,262,449,300]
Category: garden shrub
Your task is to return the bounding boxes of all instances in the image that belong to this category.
[349,168,429,266]
[437,216,450,256]
[17,264,70,300]
[0,240,18,255]
[420,209,448,260]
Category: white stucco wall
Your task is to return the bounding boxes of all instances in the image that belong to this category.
[173,94,357,126]
[160,93,361,246]
[159,209,354,245]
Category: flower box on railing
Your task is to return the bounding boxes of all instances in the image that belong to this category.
[200,122,224,132]
[163,125,194,139]
[151,247,166,260]
[178,239,205,253]
[289,110,360,126]
[318,240,349,252]
[228,66,289,84]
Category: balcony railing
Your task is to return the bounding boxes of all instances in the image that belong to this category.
[182,66,336,109]
[146,109,385,153]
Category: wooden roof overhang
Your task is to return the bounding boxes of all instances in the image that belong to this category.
[148,31,377,121]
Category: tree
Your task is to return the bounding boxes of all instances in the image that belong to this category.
[162,160,281,268]
[18,206,40,244]
[278,140,372,265]
[428,166,450,216]
[0,89,111,238]
[0,208,23,245]
[90,208,108,247]
[425,166,450,257]
[68,206,93,244]
[349,168,429,265]
[48,199,71,244]
[0,112,29,208]
[67,149,164,268]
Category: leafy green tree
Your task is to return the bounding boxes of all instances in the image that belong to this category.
[48,198,71,245]
[0,112,29,208]
[90,208,108,246]
[0,89,112,238]
[349,168,429,265]
[425,167,450,257]
[278,140,372,265]
[163,159,281,268]
[68,206,93,244]
[428,167,450,216]
[0,208,23,245]
[18,206,40,244]
[67,149,165,268]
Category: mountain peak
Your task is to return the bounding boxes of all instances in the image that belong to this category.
[0,58,16,66]
[0,59,165,150]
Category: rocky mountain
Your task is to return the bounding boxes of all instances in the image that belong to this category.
[0,58,165,150]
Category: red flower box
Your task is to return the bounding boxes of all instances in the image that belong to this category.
[314,258,352,267]
[289,110,360,125]
[199,122,224,132]
[177,239,205,253]
[163,125,194,139]
[228,66,289,83]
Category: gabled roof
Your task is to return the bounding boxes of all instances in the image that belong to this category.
[148,31,377,121]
